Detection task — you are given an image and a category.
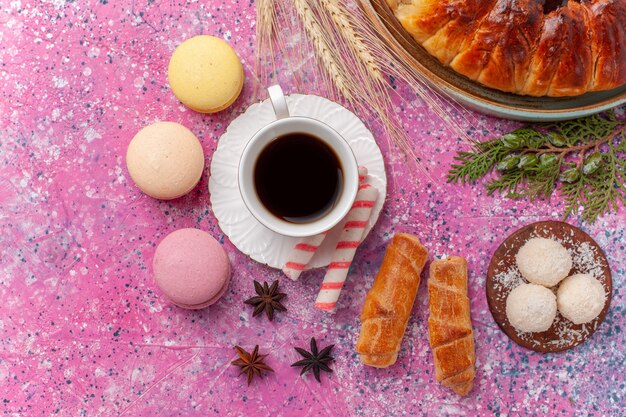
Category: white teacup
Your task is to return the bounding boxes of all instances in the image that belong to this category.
[238,85,358,237]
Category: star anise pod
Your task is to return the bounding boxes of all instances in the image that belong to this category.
[243,280,287,321]
[231,345,274,385]
[291,337,335,383]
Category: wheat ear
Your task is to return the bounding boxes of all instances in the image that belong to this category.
[316,0,429,175]
[292,0,355,102]
[255,0,278,100]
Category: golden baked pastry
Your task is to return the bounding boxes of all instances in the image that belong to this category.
[386,0,626,97]
[356,233,428,368]
[428,256,475,396]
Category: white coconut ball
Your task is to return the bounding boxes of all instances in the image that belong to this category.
[506,283,557,333]
[557,274,606,324]
[516,237,572,287]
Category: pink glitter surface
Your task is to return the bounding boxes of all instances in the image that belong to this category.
[1,1,625,416]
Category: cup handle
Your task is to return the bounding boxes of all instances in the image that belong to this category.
[268,85,290,120]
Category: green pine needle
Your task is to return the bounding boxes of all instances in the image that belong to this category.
[447,111,626,223]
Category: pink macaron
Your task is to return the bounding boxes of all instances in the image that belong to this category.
[153,228,231,309]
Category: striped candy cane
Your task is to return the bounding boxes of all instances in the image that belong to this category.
[282,167,369,281]
[315,176,379,312]
[282,232,328,281]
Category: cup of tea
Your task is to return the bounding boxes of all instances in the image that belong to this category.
[238,85,359,237]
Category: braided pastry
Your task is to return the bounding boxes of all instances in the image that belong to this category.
[387,0,626,96]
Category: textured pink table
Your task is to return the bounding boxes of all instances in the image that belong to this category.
[1,1,625,416]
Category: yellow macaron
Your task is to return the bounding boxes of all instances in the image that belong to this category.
[168,35,244,113]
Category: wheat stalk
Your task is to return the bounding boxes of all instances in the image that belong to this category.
[256,0,274,38]
[255,0,279,100]
[320,0,383,82]
[315,0,431,171]
[293,0,354,100]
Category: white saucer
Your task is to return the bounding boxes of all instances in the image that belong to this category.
[209,94,387,269]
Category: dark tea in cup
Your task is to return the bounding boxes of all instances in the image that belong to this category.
[253,132,343,223]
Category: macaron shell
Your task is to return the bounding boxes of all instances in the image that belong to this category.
[153,228,231,308]
[126,122,204,200]
[168,35,244,113]
[171,274,230,309]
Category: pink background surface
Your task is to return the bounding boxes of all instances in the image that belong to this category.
[1,1,625,416]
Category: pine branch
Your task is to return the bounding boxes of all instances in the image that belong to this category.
[447,111,626,223]
[447,139,506,183]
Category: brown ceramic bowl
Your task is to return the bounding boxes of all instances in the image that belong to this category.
[363,0,626,121]
[486,221,612,353]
